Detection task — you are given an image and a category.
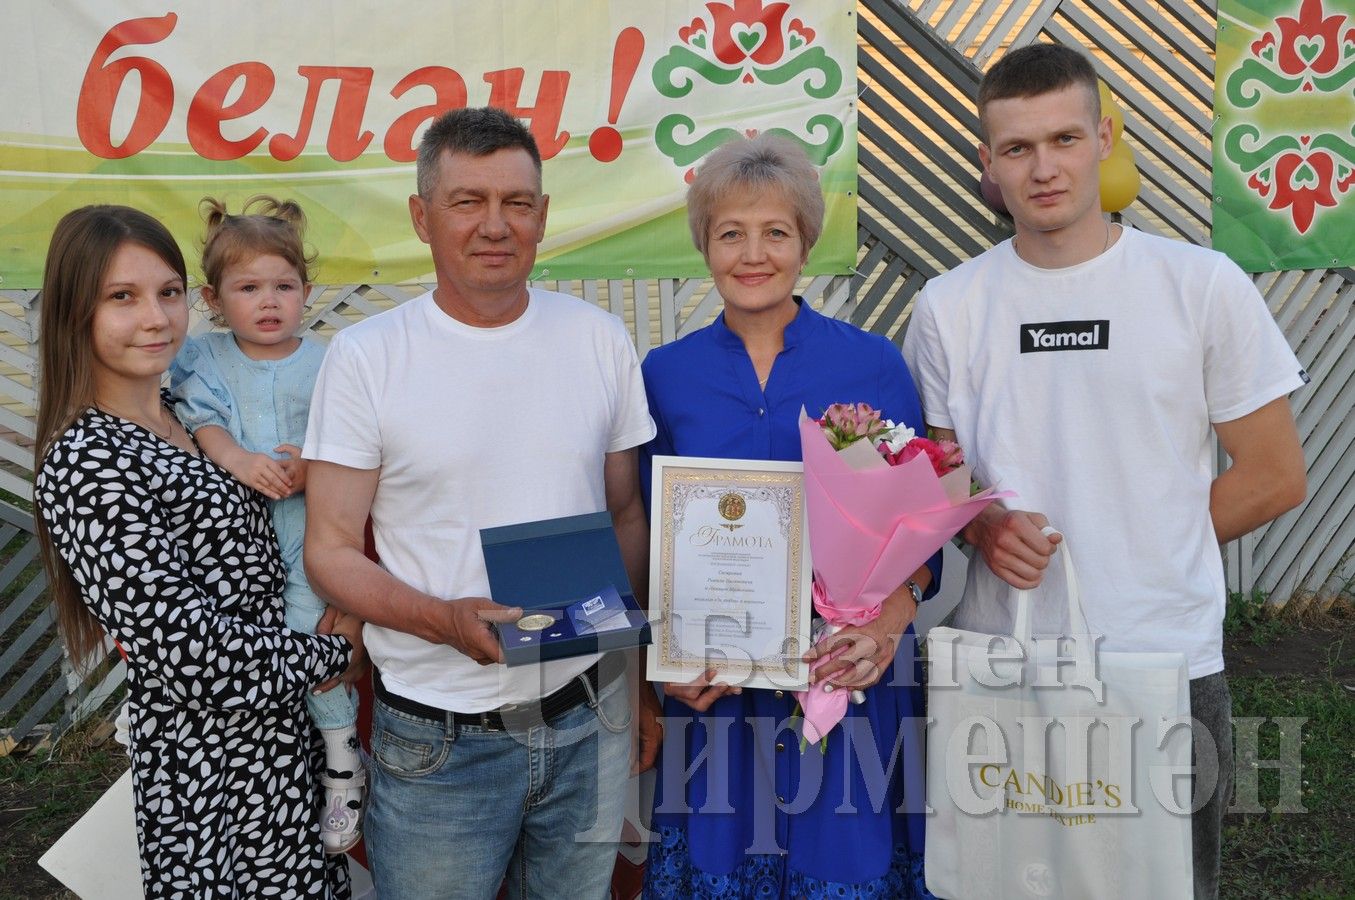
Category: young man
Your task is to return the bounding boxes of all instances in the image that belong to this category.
[902,43,1307,899]
[303,107,661,899]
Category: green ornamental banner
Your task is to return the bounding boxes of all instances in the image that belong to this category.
[1214,0,1355,272]
[0,0,857,288]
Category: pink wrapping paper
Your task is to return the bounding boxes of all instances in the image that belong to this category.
[795,412,1008,742]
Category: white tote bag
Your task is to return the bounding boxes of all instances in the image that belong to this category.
[924,538,1193,899]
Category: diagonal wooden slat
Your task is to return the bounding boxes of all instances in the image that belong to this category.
[975,1,1041,68]
[7,655,68,748]
[1119,0,1215,76]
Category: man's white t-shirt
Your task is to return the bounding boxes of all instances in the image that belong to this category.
[304,289,656,711]
[903,227,1306,678]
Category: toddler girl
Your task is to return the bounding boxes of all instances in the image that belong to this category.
[170,196,363,854]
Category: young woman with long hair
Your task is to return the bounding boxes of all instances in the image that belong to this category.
[34,205,364,898]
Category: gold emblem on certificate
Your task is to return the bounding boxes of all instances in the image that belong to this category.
[717,491,747,523]
[516,613,556,632]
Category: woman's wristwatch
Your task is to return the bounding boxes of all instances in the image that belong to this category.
[905,579,924,606]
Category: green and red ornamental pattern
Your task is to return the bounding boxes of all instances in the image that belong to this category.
[651,0,844,172]
[0,1,857,287]
[1214,0,1355,271]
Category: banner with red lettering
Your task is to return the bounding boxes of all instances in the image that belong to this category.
[0,1,857,287]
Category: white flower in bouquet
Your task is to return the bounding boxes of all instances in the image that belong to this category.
[877,420,916,455]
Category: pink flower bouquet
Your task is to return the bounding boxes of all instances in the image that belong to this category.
[796,403,1006,743]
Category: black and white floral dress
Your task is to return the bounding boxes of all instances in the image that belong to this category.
[36,405,352,899]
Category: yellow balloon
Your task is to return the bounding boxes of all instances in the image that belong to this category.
[1100,140,1140,212]
[1097,80,1124,142]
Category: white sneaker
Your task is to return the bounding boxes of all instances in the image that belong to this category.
[320,767,365,855]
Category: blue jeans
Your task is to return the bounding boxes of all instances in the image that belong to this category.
[365,672,631,899]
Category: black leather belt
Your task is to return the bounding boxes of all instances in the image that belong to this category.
[373,654,624,731]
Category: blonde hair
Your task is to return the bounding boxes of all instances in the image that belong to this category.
[35,206,187,669]
[199,196,314,324]
[686,133,825,259]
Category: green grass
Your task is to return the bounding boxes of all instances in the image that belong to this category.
[0,617,1349,898]
[0,724,128,899]
[1219,616,1353,899]
[1214,590,1350,896]
[1224,587,1293,645]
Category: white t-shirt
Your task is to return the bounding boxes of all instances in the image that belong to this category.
[304,289,656,710]
[903,227,1306,678]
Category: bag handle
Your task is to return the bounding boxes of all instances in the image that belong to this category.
[1012,526,1091,644]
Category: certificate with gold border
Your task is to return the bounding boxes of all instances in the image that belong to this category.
[646,456,811,691]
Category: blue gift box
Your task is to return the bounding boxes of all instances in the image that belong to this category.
[480,511,652,666]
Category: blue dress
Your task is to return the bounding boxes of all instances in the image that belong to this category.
[169,332,325,588]
[640,300,937,899]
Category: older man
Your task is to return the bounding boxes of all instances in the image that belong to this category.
[303,106,660,899]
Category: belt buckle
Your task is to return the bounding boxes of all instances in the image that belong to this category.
[492,700,531,731]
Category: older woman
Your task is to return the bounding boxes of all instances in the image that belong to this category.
[640,136,937,897]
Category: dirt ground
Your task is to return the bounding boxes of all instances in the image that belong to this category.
[1224,618,1353,681]
[0,725,126,900]
[3,617,1351,899]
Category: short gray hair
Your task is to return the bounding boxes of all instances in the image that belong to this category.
[687,133,824,258]
[415,107,542,198]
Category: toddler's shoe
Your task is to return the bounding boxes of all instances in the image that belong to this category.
[320,766,365,855]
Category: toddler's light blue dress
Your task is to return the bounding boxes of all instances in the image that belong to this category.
[170,332,354,728]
